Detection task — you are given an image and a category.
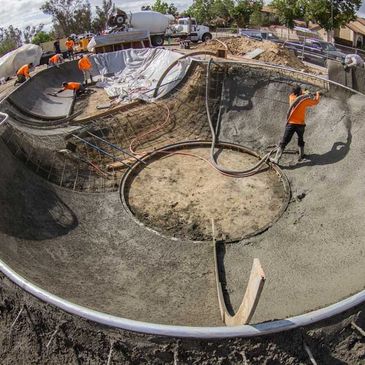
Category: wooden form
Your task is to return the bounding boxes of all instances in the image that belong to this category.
[212,219,266,326]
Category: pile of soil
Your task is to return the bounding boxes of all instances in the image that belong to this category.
[196,37,307,70]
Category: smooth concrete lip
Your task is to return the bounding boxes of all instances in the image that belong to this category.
[1,258,365,338]
[119,140,291,244]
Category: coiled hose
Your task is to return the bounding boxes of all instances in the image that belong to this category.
[205,59,277,177]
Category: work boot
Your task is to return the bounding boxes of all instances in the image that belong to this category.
[271,146,283,164]
[90,75,94,83]
[298,146,305,161]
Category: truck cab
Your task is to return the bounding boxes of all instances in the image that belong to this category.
[175,18,212,43]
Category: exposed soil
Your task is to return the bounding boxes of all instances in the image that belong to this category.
[1,273,364,364]
[126,146,288,241]
[196,37,308,70]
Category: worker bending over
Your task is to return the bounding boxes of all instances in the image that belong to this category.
[14,63,33,86]
[343,54,364,70]
[272,85,320,164]
[48,53,64,68]
[55,82,86,97]
[65,37,75,60]
[78,54,93,84]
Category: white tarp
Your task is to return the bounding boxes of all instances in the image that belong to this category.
[0,44,42,80]
[91,48,191,101]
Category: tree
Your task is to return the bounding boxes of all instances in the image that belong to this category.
[167,3,178,16]
[0,25,22,56]
[23,24,45,44]
[32,31,53,45]
[231,0,263,27]
[303,0,361,31]
[40,0,93,35]
[271,0,304,29]
[141,5,152,10]
[211,0,235,25]
[152,0,169,14]
[185,0,214,24]
[92,0,116,33]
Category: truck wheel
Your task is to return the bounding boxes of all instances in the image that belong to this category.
[202,33,212,42]
[151,35,165,47]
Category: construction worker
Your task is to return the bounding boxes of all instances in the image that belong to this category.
[272,85,320,164]
[48,53,64,68]
[65,37,75,60]
[14,63,33,86]
[343,54,364,70]
[55,82,86,97]
[54,39,61,54]
[78,54,93,84]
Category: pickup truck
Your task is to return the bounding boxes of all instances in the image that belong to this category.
[238,29,281,43]
[283,39,346,67]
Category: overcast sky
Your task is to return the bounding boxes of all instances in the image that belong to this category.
[0,0,364,30]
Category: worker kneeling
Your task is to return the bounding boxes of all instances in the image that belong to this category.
[343,53,364,70]
[56,82,86,97]
[272,85,320,164]
[48,53,64,68]
[14,63,33,86]
[78,55,93,85]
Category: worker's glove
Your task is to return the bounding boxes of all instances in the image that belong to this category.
[344,65,349,71]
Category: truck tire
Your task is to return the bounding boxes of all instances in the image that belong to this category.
[151,35,165,47]
[202,33,212,42]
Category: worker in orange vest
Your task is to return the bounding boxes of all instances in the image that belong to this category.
[14,63,33,86]
[55,82,86,97]
[272,85,320,164]
[48,53,64,68]
[65,37,75,59]
[78,54,93,85]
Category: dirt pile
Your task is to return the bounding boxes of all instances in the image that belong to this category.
[196,37,307,70]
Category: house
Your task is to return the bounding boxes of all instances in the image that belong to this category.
[334,17,365,48]
[261,5,279,24]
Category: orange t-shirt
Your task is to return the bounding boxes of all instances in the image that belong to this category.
[17,64,30,77]
[288,92,320,125]
[78,57,92,71]
[65,40,74,50]
[63,82,81,91]
[49,54,61,64]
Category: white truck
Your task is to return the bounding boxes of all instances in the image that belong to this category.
[108,10,212,47]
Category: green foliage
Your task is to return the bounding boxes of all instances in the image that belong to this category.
[271,0,304,29]
[92,0,116,33]
[151,0,178,15]
[271,0,361,31]
[32,31,53,45]
[41,0,93,35]
[23,24,45,43]
[0,26,22,57]
[303,0,362,31]
[231,0,263,27]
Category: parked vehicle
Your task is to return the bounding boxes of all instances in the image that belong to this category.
[238,29,280,43]
[283,39,346,66]
[173,18,212,43]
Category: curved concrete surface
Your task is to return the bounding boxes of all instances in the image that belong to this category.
[0,61,364,329]
[8,61,83,119]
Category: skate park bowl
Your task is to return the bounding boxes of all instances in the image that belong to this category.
[0,50,364,338]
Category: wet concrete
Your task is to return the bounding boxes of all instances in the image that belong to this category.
[0,62,364,327]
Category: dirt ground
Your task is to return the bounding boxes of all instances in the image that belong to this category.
[127,146,288,241]
[0,273,364,364]
[194,37,320,73]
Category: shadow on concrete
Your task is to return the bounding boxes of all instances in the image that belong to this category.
[282,128,352,170]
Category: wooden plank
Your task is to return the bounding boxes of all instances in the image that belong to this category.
[213,218,266,326]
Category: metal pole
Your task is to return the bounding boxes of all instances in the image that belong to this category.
[331,0,334,43]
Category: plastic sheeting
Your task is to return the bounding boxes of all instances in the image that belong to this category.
[0,44,42,80]
[91,48,191,101]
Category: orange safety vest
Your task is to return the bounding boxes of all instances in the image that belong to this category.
[49,54,61,64]
[288,93,320,125]
[65,40,74,50]
[78,57,92,71]
[63,82,81,91]
[17,64,30,77]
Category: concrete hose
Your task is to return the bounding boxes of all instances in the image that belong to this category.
[205,59,276,177]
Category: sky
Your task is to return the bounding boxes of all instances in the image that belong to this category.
[0,0,364,31]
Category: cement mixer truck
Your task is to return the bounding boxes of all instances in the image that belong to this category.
[106,10,212,47]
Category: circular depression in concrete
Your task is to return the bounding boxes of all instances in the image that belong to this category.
[121,141,290,242]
